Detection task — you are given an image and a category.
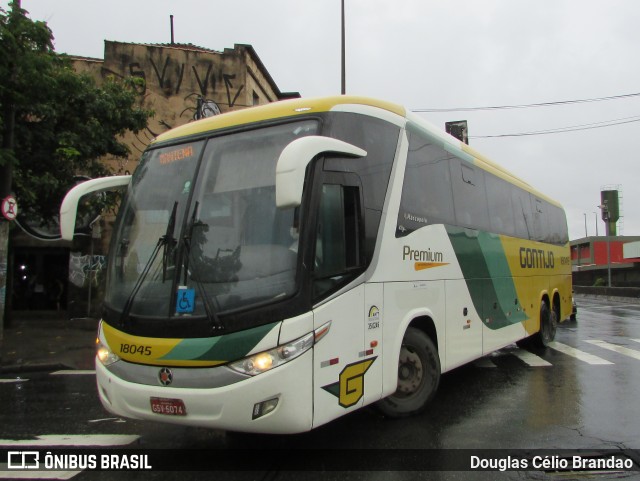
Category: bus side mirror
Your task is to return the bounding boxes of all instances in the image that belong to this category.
[275,136,366,208]
[60,175,131,240]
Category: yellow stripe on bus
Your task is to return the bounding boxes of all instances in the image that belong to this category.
[154,96,406,144]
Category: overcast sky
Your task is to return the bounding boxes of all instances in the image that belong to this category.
[5,0,640,241]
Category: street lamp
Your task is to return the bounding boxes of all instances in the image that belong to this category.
[593,212,598,236]
[583,213,587,237]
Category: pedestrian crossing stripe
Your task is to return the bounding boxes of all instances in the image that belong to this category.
[473,358,497,368]
[50,370,96,376]
[0,371,96,383]
[0,434,139,447]
[0,468,78,480]
[511,349,552,367]
[473,339,635,367]
[547,341,614,365]
[585,340,640,361]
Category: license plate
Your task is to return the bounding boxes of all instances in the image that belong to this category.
[150,397,187,416]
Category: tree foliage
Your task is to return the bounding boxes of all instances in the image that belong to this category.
[0,2,152,221]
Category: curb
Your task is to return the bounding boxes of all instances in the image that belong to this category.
[575,293,640,304]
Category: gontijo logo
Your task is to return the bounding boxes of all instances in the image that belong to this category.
[402,245,448,271]
[519,247,554,269]
[322,358,377,408]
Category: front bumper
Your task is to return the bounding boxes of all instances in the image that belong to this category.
[95,348,314,434]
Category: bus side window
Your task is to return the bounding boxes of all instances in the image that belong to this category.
[532,197,549,242]
[397,131,455,236]
[486,173,516,237]
[511,188,533,239]
[450,159,490,231]
[313,184,362,299]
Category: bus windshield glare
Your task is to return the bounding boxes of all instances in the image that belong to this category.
[104,120,319,323]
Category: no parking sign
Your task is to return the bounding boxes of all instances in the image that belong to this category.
[1,195,17,221]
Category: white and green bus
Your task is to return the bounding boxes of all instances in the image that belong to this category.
[60,96,572,434]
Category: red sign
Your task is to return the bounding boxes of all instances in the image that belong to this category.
[1,195,17,221]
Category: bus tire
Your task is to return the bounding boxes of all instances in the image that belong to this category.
[376,327,440,418]
[535,301,557,348]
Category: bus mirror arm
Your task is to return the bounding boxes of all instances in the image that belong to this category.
[275,136,366,209]
[60,175,132,241]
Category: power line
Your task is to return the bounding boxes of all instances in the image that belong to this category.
[471,115,640,139]
[412,92,640,113]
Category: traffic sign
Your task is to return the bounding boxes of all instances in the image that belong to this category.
[1,195,17,221]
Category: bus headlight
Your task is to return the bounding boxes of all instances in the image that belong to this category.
[96,323,120,366]
[229,331,314,376]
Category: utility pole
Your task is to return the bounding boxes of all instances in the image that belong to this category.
[341,0,346,95]
[0,0,21,340]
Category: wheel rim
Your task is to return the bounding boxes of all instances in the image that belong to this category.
[396,345,424,397]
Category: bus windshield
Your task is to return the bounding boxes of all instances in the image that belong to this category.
[104,120,318,324]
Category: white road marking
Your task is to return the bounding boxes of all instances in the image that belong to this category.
[0,434,139,446]
[585,340,640,361]
[50,370,95,376]
[87,418,125,424]
[548,342,614,365]
[0,466,78,480]
[473,358,497,368]
[631,339,640,344]
[0,379,29,383]
[512,349,552,367]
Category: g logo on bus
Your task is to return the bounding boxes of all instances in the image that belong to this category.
[322,357,376,408]
[158,367,173,386]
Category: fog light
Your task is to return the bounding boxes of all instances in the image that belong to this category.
[252,398,279,420]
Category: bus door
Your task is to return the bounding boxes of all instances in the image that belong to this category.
[310,171,378,427]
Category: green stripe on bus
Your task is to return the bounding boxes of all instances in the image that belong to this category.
[160,322,279,362]
[448,227,528,329]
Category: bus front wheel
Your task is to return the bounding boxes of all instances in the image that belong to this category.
[376,327,441,418]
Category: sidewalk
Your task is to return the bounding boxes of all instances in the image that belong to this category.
[0,316,98,374]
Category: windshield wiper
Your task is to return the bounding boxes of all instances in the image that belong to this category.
[182,202,224,332]
[162,202,178,281]
[119,202,178,327]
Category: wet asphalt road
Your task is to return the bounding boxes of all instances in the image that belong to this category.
[1,295,639,480]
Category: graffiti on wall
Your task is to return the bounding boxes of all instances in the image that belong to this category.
[126,55,246,109]
[104,51,248,162]
[69,253,106,288]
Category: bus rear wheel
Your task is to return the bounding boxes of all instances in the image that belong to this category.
[535,301,557,348]
[376,327,440,418]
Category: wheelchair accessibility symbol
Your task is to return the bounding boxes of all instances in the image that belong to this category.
[175,287,195,314]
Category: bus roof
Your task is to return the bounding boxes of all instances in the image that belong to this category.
[152,95,561,209]
[153,96,406,144]
[405,111,563,208]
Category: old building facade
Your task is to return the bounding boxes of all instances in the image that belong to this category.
[10,41,298,319]
[73,41,299,174]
